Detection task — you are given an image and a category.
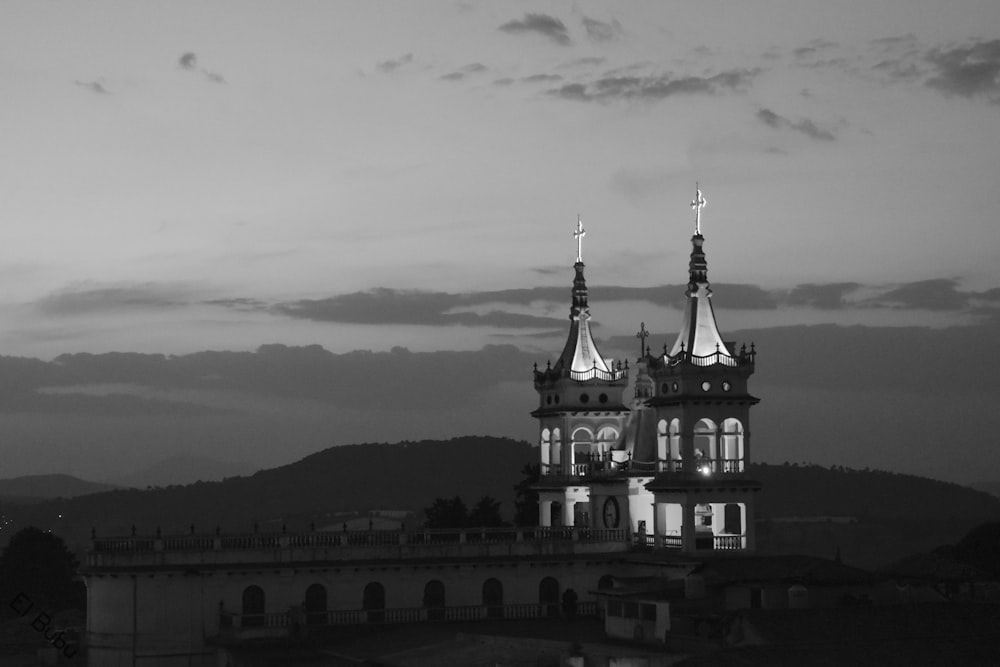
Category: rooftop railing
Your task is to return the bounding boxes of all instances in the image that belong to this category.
[89,526,628,555]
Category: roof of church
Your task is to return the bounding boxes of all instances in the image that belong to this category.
[667,233,732,360]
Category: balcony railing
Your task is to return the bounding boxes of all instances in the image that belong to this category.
[218,601,600,636]
[633,533,743,550]
[662,345,755,369]
[542,455,744,477]
[90,526,627,555]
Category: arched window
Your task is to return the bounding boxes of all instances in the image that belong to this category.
[539,577,560,617]
[241,585,265,628]
[722,419,745,472]
[571,426,594,472]
[483,578,504,618]
[423,580,445,621]
[694,419,718,472]
[304,583,327,626]
[540,428,551,469]
[363,582,385,623]
[596,426,619,456]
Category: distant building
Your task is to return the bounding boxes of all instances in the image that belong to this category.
[82,190,771,666]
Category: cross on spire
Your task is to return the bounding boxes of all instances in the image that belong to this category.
[691,183,706,235]
[636,322,649,358]
[573,215,586,263]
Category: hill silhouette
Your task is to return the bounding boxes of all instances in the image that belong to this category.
[4,439,999,567]
[0,474,119,503]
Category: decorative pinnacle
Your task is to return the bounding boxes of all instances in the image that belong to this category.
[636,322,649,358]
[691,183,706,235]
[573,215,586,263]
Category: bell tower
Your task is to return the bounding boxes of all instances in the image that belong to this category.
[532,217,629,528]
[641,185,761,553]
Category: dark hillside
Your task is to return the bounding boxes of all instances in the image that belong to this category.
[6,437,534,549]
[6,443,999,566]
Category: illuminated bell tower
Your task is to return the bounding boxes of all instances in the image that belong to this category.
[642,185,761,553]
[532,217,629,528]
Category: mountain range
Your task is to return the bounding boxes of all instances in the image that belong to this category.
[3,437,998,569]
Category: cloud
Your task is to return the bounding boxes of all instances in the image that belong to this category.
[35,283,203,316]
[178,51,226,84]
[74,80,110,95]
[376,53,414,74]
[925,39,1000,100]
[582,16,623,42]
[757,108,836,141]
[440,63,488,82]
[498,13,571,46]
[521,73,563,84]
[786,283,862,309]
[560,57,606,69]
[493,78,515,87]
[864,279,970,311]
[548,69,758,102]
[273,289,564,328]
[179,52,197,70]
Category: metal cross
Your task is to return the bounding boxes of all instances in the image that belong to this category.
[573,215,586,263]
[636,322,649,358]
[691,183,706,235]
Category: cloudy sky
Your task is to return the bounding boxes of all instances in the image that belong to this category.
[1,0,998,358]
[1,2,1000,487]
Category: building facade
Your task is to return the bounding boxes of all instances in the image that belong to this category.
[82,192,764,666]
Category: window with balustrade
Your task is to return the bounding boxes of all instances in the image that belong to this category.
[241,585,265,628]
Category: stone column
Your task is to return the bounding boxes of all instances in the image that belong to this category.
[563,501,575,527]
[540,501,552,527]
[681,500,696,553]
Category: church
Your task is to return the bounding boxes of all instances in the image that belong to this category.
[82,187,764,666]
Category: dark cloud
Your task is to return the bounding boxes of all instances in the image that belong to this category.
[560,57,606,69]
[548,69,758,103]
[440,63,488,82]
[203,297,268,312]
[179,52,197,70]
[925,39,1000,100]
[757,108,836,141]
[793,39,838,58]
[493,78,515,86]
[582,16,623,42]
[36,284,201,316]
[865,279,970,311]
[74,80,110,95]
[376,53,414,74]
[274,289,564,328]
[178,52,226,84]
[498,13,571,46]
[521,73,563,84]
[786,283,861,309]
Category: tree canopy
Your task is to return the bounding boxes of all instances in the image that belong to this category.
[0,526,84,617]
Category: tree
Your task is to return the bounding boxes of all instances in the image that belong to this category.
[423,496,468,529]
[512,463,539,526]
[0,527,84,617]
[468,496,506,528]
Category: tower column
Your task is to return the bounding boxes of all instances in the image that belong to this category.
[539,501,552,527]
[563,501,575,527]
[743,501,756,552]
[652,502,664,548]
[681,499,696,552]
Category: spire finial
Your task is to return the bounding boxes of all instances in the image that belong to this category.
[636,322,649,358]
[691,183,706,235]
[573,215,586,263]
